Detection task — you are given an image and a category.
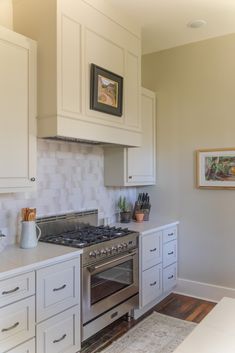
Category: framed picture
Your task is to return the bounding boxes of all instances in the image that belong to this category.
[90,64,123,117]
[196,148,235,189]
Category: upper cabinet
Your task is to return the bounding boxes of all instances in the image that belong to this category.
[0,26,36,193]
[104,88,156,186]
[13,0,142,147]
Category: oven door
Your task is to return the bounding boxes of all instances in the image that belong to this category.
[82,250,138,324]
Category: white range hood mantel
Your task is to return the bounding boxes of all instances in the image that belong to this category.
[13,0,142,147]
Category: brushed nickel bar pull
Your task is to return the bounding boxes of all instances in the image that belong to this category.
[168,233,174,236]
[2,322,19,332]
[53,334,67,343]
[2,287,20,295]
[150,281,157,286]
[53,284,66,292]
[168,251,174,255]
[89,251,137,272]
[168,275,174,279]
[150,248,157,252]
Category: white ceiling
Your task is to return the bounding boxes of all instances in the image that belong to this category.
[108,0,235,54]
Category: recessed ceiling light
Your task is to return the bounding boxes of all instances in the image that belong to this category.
[187,20,207,29]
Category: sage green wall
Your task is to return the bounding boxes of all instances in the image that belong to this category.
[142,33,235,288]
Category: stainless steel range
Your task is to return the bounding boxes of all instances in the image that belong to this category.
[37,210,139,341]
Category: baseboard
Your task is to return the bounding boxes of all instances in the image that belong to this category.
[175,278,235,303]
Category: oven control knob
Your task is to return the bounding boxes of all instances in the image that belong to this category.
[89,251,96,258]
[111,246,118,253]
[106,247,111,254]
[95,250,101,257]
[118,244,123,250]
[122,243,128,249]
[101,249,108,255]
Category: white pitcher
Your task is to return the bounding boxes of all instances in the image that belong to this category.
[20,221,41,249]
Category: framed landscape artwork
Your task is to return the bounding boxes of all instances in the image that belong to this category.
[196,148,235,189]
[90,64,123,117]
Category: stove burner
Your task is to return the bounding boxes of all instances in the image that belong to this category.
[39,225,132,248]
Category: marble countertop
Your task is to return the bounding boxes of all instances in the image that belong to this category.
[0,243,82,280]
[113,216,179,234]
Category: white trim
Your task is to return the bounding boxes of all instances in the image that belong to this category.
[175,278,235,303]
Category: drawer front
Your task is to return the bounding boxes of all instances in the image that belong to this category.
[163,240,177,268]
[0,272,35,308]
[37,306,80,353]
[142,231,162,271]
[163,263,177,292]
[36,258,80,322]
[0,296,35,353]
[141,263,162,308]
[163,226,177,243]
[10,338,35,353]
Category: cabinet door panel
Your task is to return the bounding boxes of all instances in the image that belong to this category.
[142,231,162,271]
[163,240,177,268]
[0,27,36,192]
[141,264,162,308]
[163,263,177,292]
[10,339,35,353]
[36,306,80,353]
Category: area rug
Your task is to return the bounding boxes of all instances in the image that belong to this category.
[101,312,196,353]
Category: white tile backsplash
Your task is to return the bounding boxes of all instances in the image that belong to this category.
[0,139,136,249]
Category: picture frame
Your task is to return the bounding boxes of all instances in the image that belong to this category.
[90,64,123,117]
[196,148,235,189]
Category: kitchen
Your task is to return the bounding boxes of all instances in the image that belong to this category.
[1,0,235,352]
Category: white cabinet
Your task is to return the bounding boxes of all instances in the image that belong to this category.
[0,254,81,353]
[37,306,80,353]
[36,258,79,322]
[0,26,36,193]
[10,339,35,353]
[104,88,156,186]
[0,297,35,353]
[13,0,142,147]
[137,224,178,316]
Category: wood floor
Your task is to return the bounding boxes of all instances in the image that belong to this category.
[81,293,216,353]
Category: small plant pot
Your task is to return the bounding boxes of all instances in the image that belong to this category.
[135,212,144,223]
[120,211,131,223]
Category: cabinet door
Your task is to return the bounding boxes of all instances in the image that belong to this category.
[36,258,80,322]
[0,26,36,192]
[36,306,80,353]
[126,87,156,185]
[0,296,35,353]
[163,240,177,268]
[141,263,162,308]
[141,231,162,271]
[10,339,35,353]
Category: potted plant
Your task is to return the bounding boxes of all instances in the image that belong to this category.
[135,209,144,222]
[117,196,132,223]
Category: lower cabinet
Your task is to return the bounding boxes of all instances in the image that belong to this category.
[0,296,35,353]
[10,339,35,353]
[0,254,81,353]
[141,264,162,307]
[137,224,178,315]
[37,306,80,353]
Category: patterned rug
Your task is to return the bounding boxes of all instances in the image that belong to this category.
[101,312,196,353]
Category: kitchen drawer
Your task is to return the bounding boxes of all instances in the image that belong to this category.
[141,263,162,308]
[0,296,35,353]
[36,258,80,322]
[36,305,80,353]
[10,338,35,353]
[163,263,177,292]
[141,231,162,271]
[0,272,35,308]
[163,240,177,268]
[163,226,177,243]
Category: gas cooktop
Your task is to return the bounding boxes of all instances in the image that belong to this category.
[39,224,133,248]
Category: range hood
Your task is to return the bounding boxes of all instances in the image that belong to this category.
[13,0,142,147]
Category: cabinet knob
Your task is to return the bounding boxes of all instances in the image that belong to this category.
[30,177,36,182]
[128,176,132,179]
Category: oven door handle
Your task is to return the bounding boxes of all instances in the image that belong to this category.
[88,250,137,273]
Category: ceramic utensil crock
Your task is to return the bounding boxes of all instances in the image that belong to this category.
[20,221,41,249]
